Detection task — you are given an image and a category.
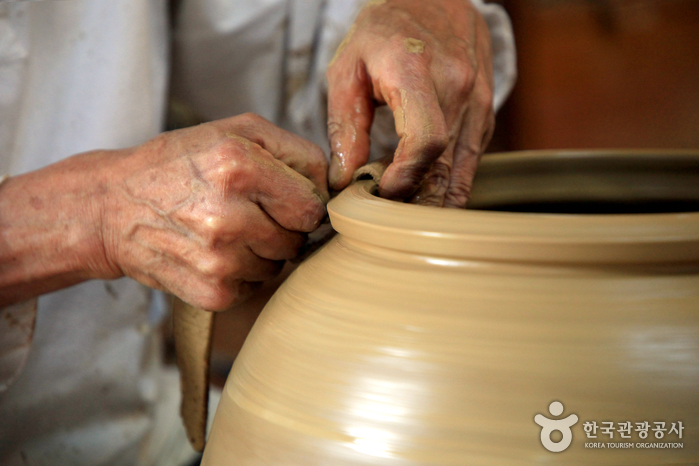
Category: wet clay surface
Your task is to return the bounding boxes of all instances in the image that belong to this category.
[202,151,699,464]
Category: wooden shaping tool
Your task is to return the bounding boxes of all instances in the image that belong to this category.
[173,297,214,452]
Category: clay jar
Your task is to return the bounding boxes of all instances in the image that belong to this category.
[202,150,699,465]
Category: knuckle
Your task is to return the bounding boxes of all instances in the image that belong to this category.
[411,159,451,205]
[239,112,266,126]
[297,198,326,232]
[218,148,253,185]
[461,141,482,159]
[474,83,494,111]
[217,136,243,157]
[414,131,449,159]
[427,160,451,188]
[327,119,343,141]
[200,215,227,239]
[445,178,474,207]
[198,227,228,252]
[451,59,476,92]
[197,253,232,279]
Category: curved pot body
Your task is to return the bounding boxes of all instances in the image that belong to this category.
[203,151,699,465]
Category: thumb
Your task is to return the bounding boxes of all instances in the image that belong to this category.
[326,61,375,191]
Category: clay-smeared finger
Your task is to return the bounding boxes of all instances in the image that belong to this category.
[445,80,494,208]
[409,149,455,207]
[247,150,327,233]
[378,85,449,200]
[246,211,307,261]
[326,60,375,191]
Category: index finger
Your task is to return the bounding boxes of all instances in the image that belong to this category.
[212,114,329,202]
[378,84,449,200]
[244,145,327,233]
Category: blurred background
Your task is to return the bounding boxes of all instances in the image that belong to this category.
[488,0,699,152]
[183,0,699,385]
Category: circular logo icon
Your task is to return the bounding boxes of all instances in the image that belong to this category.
[534,401,579,452]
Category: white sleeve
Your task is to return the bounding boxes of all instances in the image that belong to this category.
[468,0,517,111]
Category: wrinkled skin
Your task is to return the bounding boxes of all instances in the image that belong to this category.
[0,114,328,311]
[103,115,328,310]
[327,0,495,207]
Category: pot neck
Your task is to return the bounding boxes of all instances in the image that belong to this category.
[328,151,699,266]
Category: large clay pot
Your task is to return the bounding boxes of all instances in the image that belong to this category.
[202,150,699,465]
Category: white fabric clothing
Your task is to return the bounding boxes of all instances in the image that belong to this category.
[0,2,177,464]
[0,0,516,464]
[171,0,517,159]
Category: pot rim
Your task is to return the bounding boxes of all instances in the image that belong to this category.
[327,150,699,264]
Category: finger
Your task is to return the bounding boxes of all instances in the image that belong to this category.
[236,144,326,233]
[174,278,263,312]
[182,280,264,312]
[235,257,286,283]
[244,206,307,261]
[126,219,284,282]
[165,247,280,304]
[445,79,494,208]
[163,192,306,262]
[378,84,449,200]
[120,229,272,311]
[409,144,456,207]
[326,58,375,191]
[212,114,329,201]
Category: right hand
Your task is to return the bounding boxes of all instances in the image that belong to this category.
[326,0,495,207]
[100,114,328,311]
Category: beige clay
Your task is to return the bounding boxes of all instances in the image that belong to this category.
[202,150,699,464]
[404,38,425,54]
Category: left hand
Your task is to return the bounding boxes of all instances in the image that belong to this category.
[326,0,495,207]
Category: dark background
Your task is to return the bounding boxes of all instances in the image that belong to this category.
[488,0,699,152]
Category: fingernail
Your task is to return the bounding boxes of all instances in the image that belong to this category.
[314,189,330,205]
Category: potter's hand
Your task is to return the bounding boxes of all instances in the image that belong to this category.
[327,0,495,207]
[102,115,328,310]
[0,114,327,310]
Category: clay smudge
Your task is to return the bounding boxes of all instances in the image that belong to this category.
[393,106,406,136]
[364,0,386,6]
[393,89,409,136]
[405,38,425,54]
[225,132,252,149]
